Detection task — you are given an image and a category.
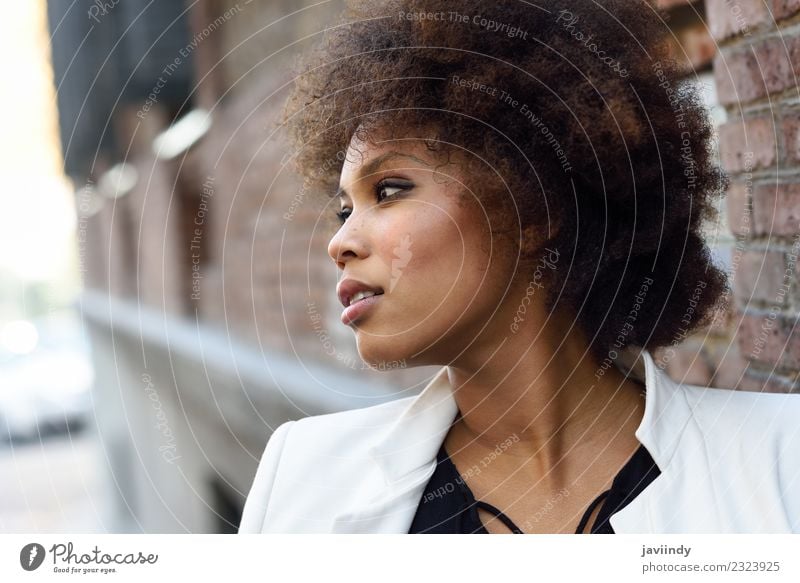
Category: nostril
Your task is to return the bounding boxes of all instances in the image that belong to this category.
[334,250,357,267]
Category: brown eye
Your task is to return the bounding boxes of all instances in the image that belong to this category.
[375,180,412,202]
[335,208,351,223]
[335,180,412,224]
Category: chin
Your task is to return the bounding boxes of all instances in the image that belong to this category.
[355,338,416,372]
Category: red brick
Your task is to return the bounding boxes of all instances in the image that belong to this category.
[790,33,800,71]
[196,264,224,324]
[663,345,714,386]
[771,0,800,21]
[707,342,751,389]
[660,18,717,71]
[781,112,800,166]
[753,182,800,236]
[125,155,185,315]
[714,49,765,105]
[681,21,718,69]
[717,116,777,172]
[715,35,799,105]
[733,250,787,304]
[789,35,800,89]
[707,0,771,41]
[726,181,754,236]
[753,37,795,95]
[737,310,800,367]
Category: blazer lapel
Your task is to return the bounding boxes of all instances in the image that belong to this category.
[609,349,695,533]
[330,347,690,533]
[331,366,459,533]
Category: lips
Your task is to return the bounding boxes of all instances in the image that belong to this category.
[337,278,385,309]
[340,292,383,325]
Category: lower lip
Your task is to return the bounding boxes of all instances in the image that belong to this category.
[341,293,383,325]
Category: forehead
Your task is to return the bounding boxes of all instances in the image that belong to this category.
[342,132,428,172]
[337,132,441,193]
[334,122,474,205]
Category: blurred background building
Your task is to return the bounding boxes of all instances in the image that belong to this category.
[1,0,797,533]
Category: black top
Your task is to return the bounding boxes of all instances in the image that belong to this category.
[408,440,660,534]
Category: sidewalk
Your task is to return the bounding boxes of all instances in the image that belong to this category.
[0,431,113,533]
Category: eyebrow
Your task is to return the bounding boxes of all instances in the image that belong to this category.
[336,151,431,200]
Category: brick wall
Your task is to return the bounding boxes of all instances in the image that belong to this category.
[671,0,800,392]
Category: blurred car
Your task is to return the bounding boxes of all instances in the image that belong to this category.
[0,312,93,444]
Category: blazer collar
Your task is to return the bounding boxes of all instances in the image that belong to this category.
[362,347,691,532]
[367,365,459,486]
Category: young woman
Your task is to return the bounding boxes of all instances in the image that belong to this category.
[239,0,800,533]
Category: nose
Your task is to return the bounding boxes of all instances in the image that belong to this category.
[327,213,370,270]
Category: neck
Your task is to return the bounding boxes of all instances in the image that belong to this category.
[445,304,646,490]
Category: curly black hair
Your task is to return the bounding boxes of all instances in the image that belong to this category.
[281,0,730,364]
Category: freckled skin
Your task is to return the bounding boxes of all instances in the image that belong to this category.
[328,133,521,368]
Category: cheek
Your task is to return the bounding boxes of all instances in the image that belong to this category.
[378,203,493,307]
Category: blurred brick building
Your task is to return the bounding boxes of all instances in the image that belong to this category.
[671,0,800,393]
[47,0,798,533]
[48,0,429,534]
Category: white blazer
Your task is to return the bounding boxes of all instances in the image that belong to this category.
[238,348,800,533]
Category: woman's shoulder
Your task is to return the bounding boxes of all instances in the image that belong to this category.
[614,381,800,532]
[291,391,418,438]
[264,391,420,467]
[240,394,420,533]
[680,382,800,436]
[675,382,800,479]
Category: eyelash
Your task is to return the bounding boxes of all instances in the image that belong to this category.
[335,180,410,224]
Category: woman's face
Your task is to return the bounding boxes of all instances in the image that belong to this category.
[327,131,524,368]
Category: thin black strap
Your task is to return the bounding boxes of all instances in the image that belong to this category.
[474,488,611,534]
[575,489,610,534]
[475,500,524,533]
